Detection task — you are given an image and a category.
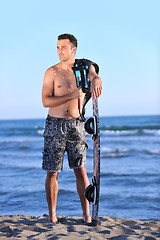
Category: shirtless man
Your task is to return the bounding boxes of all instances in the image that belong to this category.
[42,33,102,223]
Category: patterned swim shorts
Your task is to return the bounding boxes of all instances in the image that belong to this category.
[42,115,88,172]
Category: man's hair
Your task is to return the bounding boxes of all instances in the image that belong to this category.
[58,33,78,47]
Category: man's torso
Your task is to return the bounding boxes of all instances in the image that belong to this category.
[48,63,85,118]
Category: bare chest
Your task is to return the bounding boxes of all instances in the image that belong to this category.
[54,70,76,93]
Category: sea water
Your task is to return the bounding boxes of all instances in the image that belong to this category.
[0,115,159,220]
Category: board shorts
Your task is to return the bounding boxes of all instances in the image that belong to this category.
[42,115,88,172]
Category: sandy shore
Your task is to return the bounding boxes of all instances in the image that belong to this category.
[0,214,159,240]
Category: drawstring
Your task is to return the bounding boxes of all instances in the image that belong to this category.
[60,122,66,134]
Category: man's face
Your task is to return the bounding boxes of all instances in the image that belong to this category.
[57,39,76,62]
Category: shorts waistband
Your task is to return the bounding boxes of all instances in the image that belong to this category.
[47,115,84,122]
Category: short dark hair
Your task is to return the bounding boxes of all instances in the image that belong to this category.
[58,33,78,47]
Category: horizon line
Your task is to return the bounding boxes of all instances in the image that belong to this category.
[0,113,159,121]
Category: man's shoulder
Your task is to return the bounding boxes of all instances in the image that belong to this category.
[45,64,60,76]
[44,63,63,82]
[46,63,59,72]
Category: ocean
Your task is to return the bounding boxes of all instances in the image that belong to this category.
[0,115,159,220]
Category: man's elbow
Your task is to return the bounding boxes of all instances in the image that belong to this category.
[42,98,49,108]
[43,103,48,108]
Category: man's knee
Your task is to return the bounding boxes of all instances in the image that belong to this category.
[74,165,87,177]
[47,171,58,180]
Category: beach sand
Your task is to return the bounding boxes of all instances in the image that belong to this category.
[0,215,159,240]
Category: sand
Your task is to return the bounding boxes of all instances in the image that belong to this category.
[0,214,160,240]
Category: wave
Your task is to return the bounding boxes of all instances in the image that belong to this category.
[0,137,42,143]
[59,189,75,195]
[100,124,160,130]
[0,139,42,152]
[0,121,44,137]
[87,146,160,158]
[99,172,160,177]
[0,128,44,137]
[0,118,160,137]
[37,129,44,135]
[100,146,132,158]
[144,149,160,155]
[100,126,160,136]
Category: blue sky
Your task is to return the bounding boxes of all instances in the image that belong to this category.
[0,0,159,119]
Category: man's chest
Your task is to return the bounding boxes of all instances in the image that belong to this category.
[54,71,77,90]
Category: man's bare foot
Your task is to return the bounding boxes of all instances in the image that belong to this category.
[83,214,91,223]
[50,212,58,223]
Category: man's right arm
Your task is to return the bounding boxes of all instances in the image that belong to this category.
[88,65,102,98]
[42,68,80,108]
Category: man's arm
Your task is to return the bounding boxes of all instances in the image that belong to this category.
[88,65,102,98]
[42,68,80,108]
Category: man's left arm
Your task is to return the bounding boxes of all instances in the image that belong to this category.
[88,65,102,98]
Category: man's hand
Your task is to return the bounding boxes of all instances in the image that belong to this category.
[70,88,83,99]
[90,77,102,98]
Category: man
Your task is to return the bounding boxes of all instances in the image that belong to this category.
[42,33,102,223]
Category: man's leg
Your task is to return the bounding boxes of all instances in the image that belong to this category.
[74,165,91,222]
[45,171,59,223]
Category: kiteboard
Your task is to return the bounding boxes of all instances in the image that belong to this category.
[72,58,100,225]
[84,98,100,226]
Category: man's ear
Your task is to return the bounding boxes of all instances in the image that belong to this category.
[72,46,77,54]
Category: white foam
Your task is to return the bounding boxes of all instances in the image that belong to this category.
[143,129,160,135]
[146,149,160,155]
[37,130,44,135]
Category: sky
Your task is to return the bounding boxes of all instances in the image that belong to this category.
[0,0,159,119]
